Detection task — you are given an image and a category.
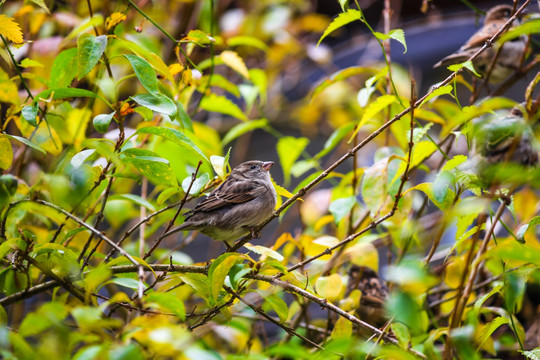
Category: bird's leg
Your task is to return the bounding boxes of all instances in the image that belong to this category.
[247,227,261,239]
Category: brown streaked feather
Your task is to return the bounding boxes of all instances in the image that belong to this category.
[186,180,261,215]
[463,22,504,49]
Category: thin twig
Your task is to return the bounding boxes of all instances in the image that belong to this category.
[225,286,324,350]
[143,161,202,260]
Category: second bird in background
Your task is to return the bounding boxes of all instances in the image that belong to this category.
[434,4,527,83]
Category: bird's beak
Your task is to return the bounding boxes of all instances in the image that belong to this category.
[262,161,274,171]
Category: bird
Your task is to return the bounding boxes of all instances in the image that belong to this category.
[472,104,538,166]
[465,103,539,187]
[434,5,527,83]
[171,160,277,245]
[346,265,389,327]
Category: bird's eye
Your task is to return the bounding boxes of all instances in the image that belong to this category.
[250,165,258,170]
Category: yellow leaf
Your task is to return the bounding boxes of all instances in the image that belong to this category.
[169,63,184,76]
[65,108,91,146]
[29,13,46,35]
[0,15,23,44]
[0,69,19,105]
[33,123,63,155]
[272,232,294,251]
[0,136,13,170]
[315,273,345,302]
[106,12,126,30]
[220,50,250,79]
[345,242,379,271]
[331,314,353,339]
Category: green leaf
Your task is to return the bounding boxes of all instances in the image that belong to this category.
[34,87,110,107]
[375,29,407,53]
[178,273,210,299]
[521,348,540,360]
[499,19,540,44]
[93,111,116,133]
[21,104,38,126]
[210,155,228,181]
[122,148,178,187]
[19,59,44,68]
[516,216,540,243]
[228,36,269,51]
[182,172,210,195]
[4,134,46,154]
[311,66,375,100]
[145,291,186,320]
[317,9,362,46]
[338,0,349,11]
[244,243,284,262]
[477,316,509,351]
[71,149,96,168]
[391,323,411,349]
[107,277,142,290]
[448,60,480,77]
[124,54,159,94]
[182,29,214,46]
[261,292,288,323]
[350,94,396,140]
[420,84,453,107]
[174,101,193,130]
[207,253,247,305]
[404,182,455,210]
[432,171,455,205]
[77,33,107,79]
[28,0,50,13]
[73,344,102,360]
[49,48,77,88]
[329,196,356,223]
[229,264,251,290]
[222,118,268,145]
[135,126,209,163]
[361,158,389,213]
[277,136,309,185]
[131,93,177,116]
[442,155,467,171]
[200,93,247,121]
[112,194,156,212]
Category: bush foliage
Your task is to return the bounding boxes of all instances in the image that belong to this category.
[0,0,539,359]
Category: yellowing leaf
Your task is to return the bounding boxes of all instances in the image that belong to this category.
[244,243,284,262]
[331,314,353,339]
[0,69,19,105]
[169,63,184,76]
[200,93,247,121]
[0,15,23,44]
[106,12,126,30]
[350,94,396,141]
[208,253,248,305]
[0,136,13,170]
[316,274,344,302]
[220,50,250,79]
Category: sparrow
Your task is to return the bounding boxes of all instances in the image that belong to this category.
[434,5,527,83]
[472,104,538,166]
[463,103,539,187]
[172,160,277,244]
[346,265,389,327]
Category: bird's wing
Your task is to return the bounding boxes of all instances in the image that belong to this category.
[189,179,260,213]
[464,22,502,49]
